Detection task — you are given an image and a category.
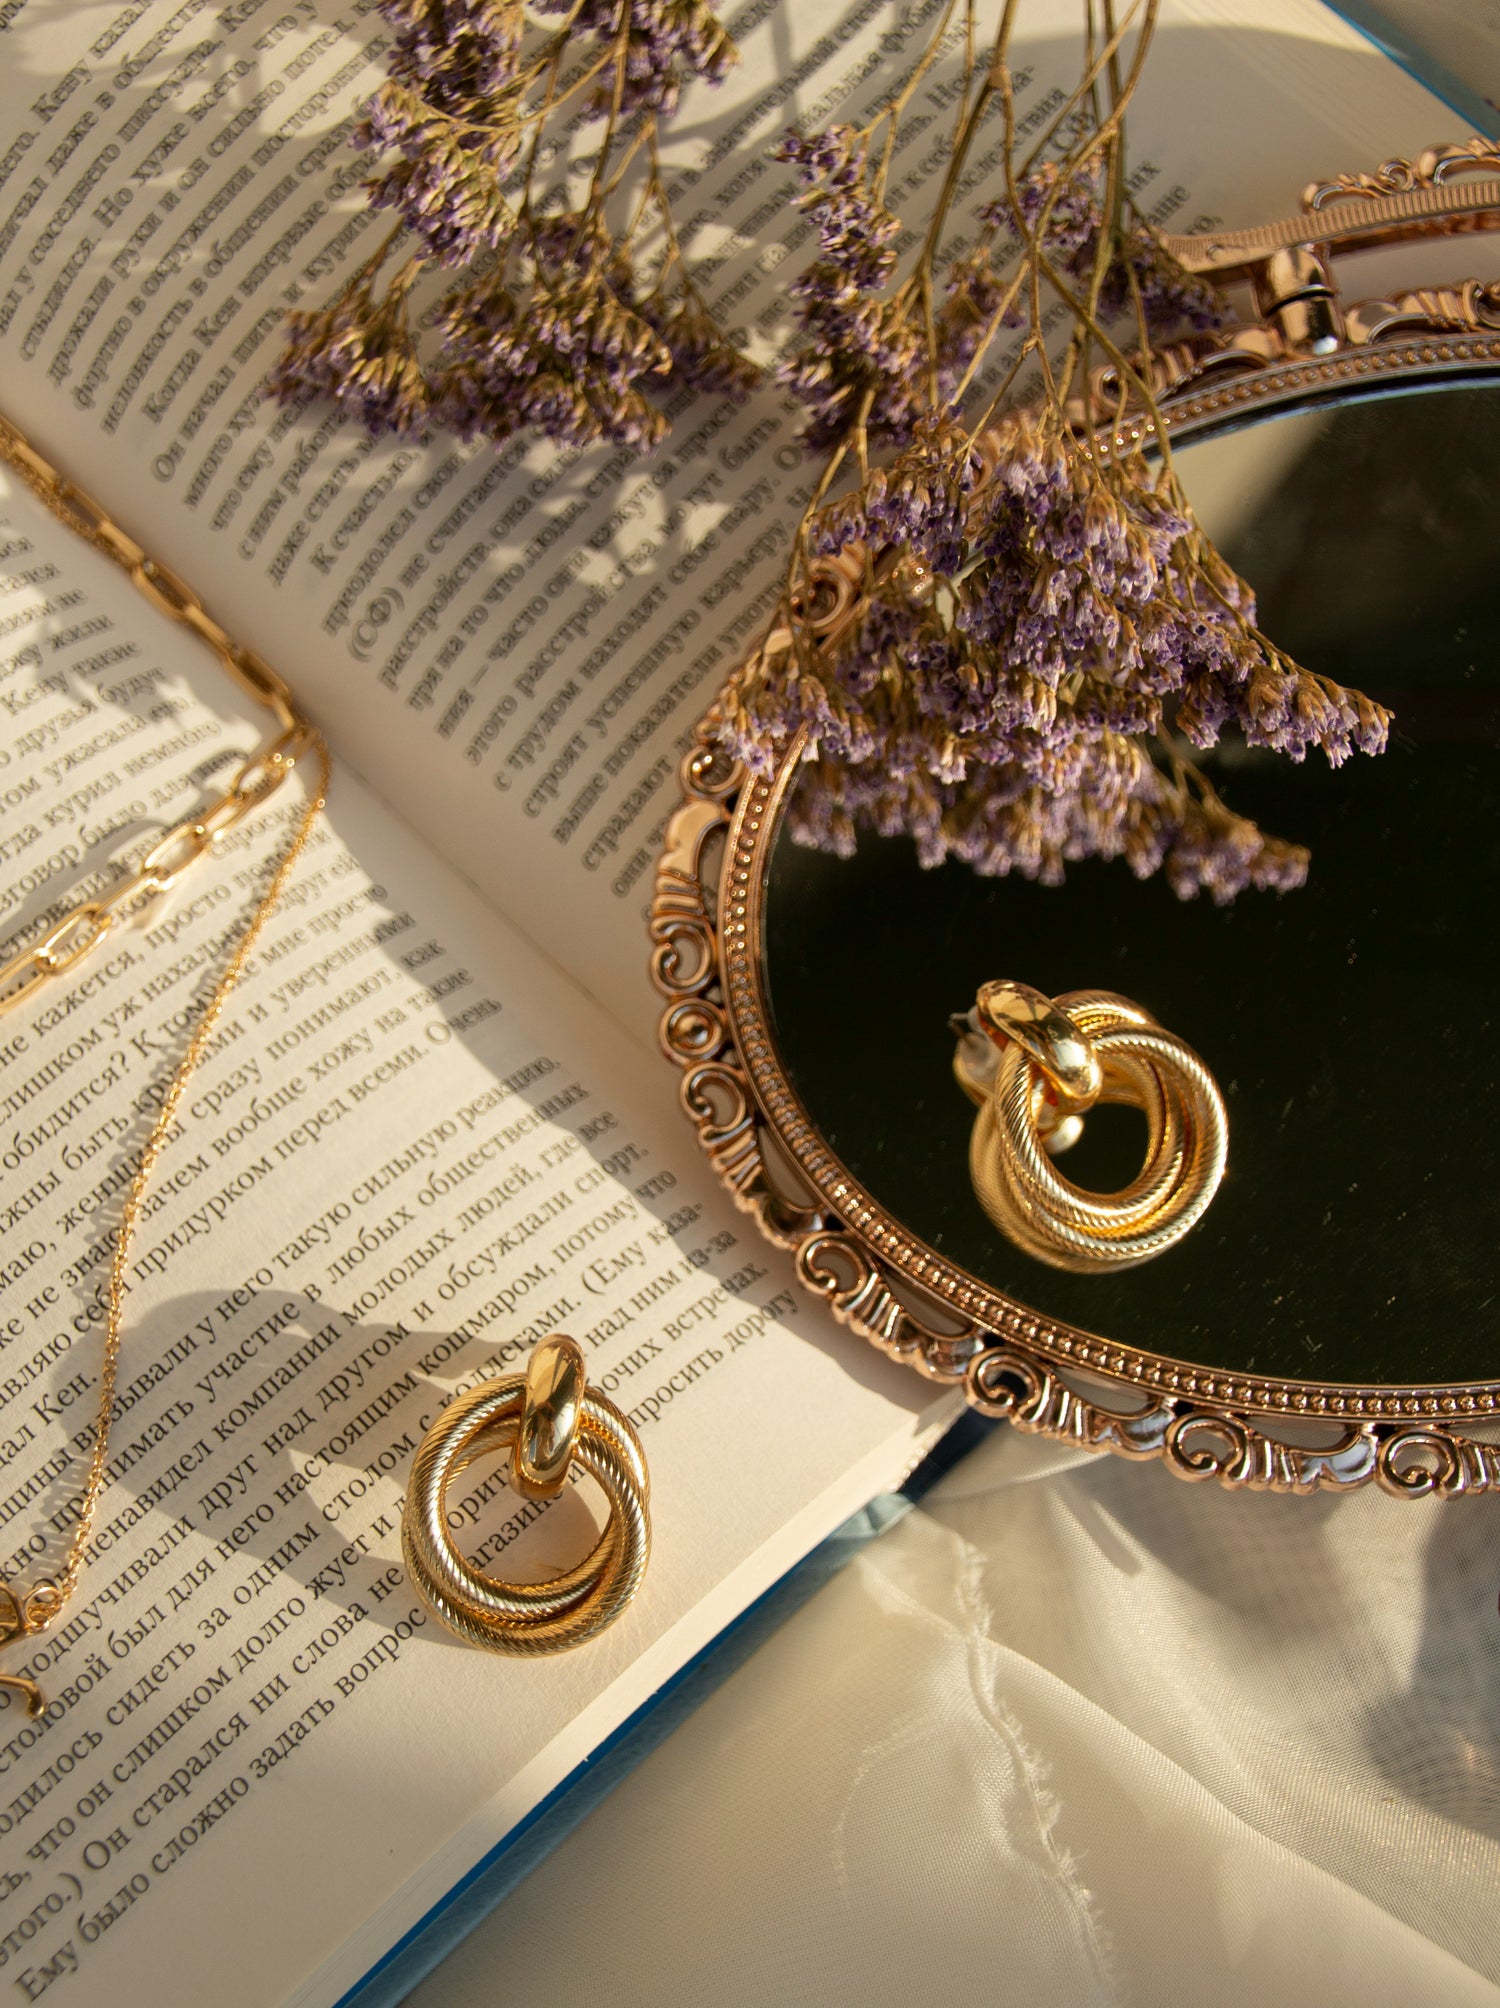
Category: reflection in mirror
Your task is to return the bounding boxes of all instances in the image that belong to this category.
[764,381,1500,1389]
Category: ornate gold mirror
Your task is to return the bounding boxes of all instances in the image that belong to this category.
[653,145,1500,1499]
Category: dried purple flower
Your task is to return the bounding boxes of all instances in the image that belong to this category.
[382,0,526,106]
[981,159,1102,263]
[776,125,863,185]
[626,287,762,400]
[271,0,749,454]
[984,160,1229,338]
[427,268,676,450]
[267,266,430,435]
[716,378,1390,902]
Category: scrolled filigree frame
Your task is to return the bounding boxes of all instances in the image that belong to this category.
[650,147,1500,1499]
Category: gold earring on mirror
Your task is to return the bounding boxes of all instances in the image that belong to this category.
[402,1336,650,1653]
[951,981,1228,1274]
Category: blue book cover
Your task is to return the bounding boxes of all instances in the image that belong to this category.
[337,1417,989,2008]
[1326,2,1500,139]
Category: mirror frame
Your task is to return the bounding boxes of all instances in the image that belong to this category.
[651,142,1500,1500]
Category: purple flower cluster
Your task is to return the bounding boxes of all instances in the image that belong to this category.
[778,296,924,450]
[774,126,921,449]
[626,284,762,400]
[956,431,1190,687]
[1123,242,1229,338]
[813,415,984,573]
[981,159,1101,261]
[1153,787,1310,902]
[383,0,526,109]
[536,0,736,115]
[365,2,527,265]
[361,97,517,265]
[983,161,1226,336]
[268,272,430,435]
[271,0,749,455]
[732,52,1385,905]
[783,743,1311,902]
[713,411,1390,901]
[429,273,672,449]
[933,251,1020,386]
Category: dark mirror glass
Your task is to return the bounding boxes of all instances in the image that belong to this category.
[763,380,1500,1388]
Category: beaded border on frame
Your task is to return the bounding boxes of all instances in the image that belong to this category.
[649,145,1500,1500]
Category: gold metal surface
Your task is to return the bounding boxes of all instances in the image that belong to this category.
[512,1335,587,1500]
[1161,142,1500,275]
[0,1589,45,1718]
[650,146,1500,1487]
[0,414,312,1019]
[0,411,329,1702]
[653,725,1500,1492]
[403,1349,650,1654]
[974,980,1105,1116]
[964,986,1228,1273]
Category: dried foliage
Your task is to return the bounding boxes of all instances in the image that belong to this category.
[269,0,757,450]
[270,0,1390,901]
[711,0,1389,899]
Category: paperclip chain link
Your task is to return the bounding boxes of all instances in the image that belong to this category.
[0,413,308,1021]
[0,410,328,1705]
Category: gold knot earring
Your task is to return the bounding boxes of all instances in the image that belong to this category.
[402,1337,650,1654]
[952,980,1228,1273]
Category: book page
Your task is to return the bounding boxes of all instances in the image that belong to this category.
[0,0,1454,1038]
[0,473,947,2007]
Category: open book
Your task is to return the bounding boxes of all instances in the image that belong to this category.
[0,1,1449,2001]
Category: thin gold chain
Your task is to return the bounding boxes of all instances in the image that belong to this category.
[0,723,317,1018]
[0,414,310,1019]
[0,413,328,1704]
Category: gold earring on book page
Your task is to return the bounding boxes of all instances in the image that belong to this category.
[402,1337,651,1654]
[951,980,1228,1273]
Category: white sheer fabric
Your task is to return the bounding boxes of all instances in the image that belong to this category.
[413,1426,1500,2006]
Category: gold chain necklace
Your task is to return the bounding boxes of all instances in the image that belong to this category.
[0,413,328,1716]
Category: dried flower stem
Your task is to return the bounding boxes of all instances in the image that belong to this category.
[269,0,756,451]
[715,0,1391,904]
